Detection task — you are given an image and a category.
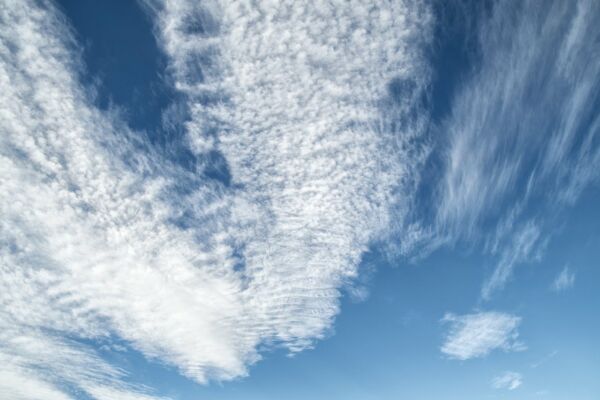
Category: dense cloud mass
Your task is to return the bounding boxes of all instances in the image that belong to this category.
[1,0,431,397]
[149,0,433,362]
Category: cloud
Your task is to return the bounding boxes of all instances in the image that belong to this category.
[551,267,576,292]
[141,0,433,378]
[491,371,523,390]
[0,369,74,400]
[530,350,558,369]
[1,0,432,393]
[481,220,543,300]
[441,312,525,360]
[0,322,168,400]
[5,0,596,394]
[435,0,600,298]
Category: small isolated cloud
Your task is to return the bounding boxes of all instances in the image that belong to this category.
[492,371,523,390]
[531,350,558,369]
[441,312,525,360]
[551,267,575,292]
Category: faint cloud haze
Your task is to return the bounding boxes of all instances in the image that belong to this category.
[551,267,576,292]
[491,371,523,390]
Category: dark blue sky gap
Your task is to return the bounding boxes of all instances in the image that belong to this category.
[57,0,171,132]
[57,0,205,174]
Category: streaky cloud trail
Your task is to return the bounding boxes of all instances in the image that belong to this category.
[434,0,600,299]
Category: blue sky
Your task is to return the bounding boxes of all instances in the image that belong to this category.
[0,0,599,399]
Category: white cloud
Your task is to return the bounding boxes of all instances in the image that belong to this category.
[552,267,575,292]
[5,0,594,394]
[0,0,432,393]
[530,350,558,368]
[435,0,600,298]
[441,312,525,360]
[481,220,542,300]
[82,386,170,400]
[0,322,168,400]
[0,369,74,400]
[142,0,433,378]
[492,371,523,390]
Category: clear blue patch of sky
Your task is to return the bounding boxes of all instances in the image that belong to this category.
[57,0,173,133]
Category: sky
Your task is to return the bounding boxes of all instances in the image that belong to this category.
[0,0,599,399]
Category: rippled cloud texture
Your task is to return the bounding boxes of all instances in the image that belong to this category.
[1,0,599,398]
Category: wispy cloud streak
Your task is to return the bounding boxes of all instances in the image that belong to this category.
[551,266,575,292]
[436,0,600,297]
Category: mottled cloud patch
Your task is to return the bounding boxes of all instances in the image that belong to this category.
[551,267,575,292]
[492,371,523,390]
[143,0,434,381]
[441,312,525,360]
